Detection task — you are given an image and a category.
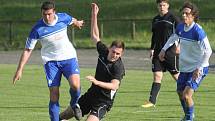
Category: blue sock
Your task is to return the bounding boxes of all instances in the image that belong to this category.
[69,88,81,108]
[49,101,60,121]
[186,105,194,120]
[180,99,186,114]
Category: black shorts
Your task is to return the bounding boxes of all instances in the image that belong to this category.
[78,92,109,120]
[152,55,179,74]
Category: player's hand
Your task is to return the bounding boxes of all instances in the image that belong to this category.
[75,20,84,29]
[12,70,22,85]
[175,44,180,54]
[91,3,99,15]
[86,75,98,85]
[159,49,165,61]
[192,68,200,80]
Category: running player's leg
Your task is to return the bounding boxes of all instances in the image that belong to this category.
[142,58,163,108]
[183,67,208,120]
[44,61,62,121]
[49,87,60,121]
[62,58,82,120]
[149,71,163,105]
[166,54,184,116]
[177,73,189,120]
[183,86,194,120]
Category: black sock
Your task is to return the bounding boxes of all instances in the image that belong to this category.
[149,82,161,104]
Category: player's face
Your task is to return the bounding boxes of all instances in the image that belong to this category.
[42,9,55,24]
[108,46,123,62]
[158,1,169,16]
[182,8,194,26]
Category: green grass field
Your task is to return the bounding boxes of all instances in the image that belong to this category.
[1,64,215,121]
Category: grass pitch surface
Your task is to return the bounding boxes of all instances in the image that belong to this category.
[0,64,215,121]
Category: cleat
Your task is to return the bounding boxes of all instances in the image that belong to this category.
[72,104,82,121]
[141,101,155,108]
[60,105,74,120]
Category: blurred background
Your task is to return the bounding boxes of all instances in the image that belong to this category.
[0,0,215,51]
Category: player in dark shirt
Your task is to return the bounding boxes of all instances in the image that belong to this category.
[142,0,180,108]
[59,3,125,121]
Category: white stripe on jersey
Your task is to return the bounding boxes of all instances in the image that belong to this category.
[40,27,66,39]
[40,28,77,63]
[110,90,116,100]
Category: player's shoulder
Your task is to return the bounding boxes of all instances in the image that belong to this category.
[114,58,125,70]
[193,23,204,31]
[152,15,161,24]
[114,58,125,77]
[167,11,176,17]
[97,41,109,56]
[166,11,179,21]
[152,15,160,21]
[56,12,71,18]
[193,23,206,37]
[31,19,44,31]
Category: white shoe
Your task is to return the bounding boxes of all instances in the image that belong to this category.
[141,101,155,108]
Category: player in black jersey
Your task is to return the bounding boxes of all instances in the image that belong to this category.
[142,0,180,108]
[59,3,125,121]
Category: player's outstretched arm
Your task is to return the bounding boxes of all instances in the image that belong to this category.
[13,49,32,85]
[91,3,100,44]
[86,75,120,90]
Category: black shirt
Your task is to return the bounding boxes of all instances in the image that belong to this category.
[87,41,125,108]
[150,11,180,57]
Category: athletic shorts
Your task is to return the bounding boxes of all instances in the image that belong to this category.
[44,58,80,87]
[177,67,209,92]
[152,55,179,74]
[78,92,110,120]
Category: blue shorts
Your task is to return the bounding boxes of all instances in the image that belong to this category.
[177,67,208,92]
[44,58,80,87]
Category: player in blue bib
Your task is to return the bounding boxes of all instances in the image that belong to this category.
[159,2,212,121]
[13,1,84,121]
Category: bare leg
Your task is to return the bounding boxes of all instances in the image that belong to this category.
[86,114,99,121]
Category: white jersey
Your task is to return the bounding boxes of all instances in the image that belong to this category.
[163,22,212,72]
[25,13,77,64]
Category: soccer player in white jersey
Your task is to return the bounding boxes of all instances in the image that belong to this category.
[159,2,212,121]
[12,1,84,121]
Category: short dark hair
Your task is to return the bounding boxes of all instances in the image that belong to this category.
[110,40,125,51]
[181,2,199,22]
[156,0,169,4]
[41,1,55,11]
